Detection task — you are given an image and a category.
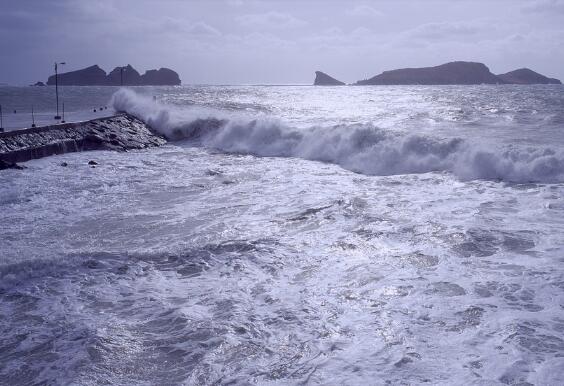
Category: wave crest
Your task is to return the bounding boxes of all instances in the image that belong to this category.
[112,89,564,183]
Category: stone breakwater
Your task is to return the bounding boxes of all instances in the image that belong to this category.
[0,115,166,169]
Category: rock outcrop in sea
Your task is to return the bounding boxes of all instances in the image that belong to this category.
[0,115,166,169]
[355,61,502,85]
[139,68,181,86]
[354,61,561,85]
[47,65,108,86]
[314,71,345,85]
[497,68,562,84]
[46,65,181,86]
[107,64,142,85]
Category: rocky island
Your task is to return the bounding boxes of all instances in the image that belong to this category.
[497,68,561,84]
[352,61,561,85]
[355,61,502,85]
[46,65,181,86]
[314,71,345,85]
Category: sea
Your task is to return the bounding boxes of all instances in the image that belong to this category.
[1,84,564,385]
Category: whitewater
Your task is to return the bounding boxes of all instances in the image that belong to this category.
[1,84,564,385]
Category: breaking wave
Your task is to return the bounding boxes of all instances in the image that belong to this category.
[112,89,564,183]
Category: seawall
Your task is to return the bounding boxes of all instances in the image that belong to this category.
[0,114,166,168]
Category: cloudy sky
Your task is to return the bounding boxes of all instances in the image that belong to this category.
[1,0,563,85]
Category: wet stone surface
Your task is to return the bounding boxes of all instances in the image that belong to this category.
[0,114,166,166]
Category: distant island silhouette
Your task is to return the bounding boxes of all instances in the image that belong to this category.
[496,68,561,85]
[314,71,345,86]
[315,62,561,86]
[46,64,181,86]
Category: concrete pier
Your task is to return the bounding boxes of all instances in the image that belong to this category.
[0,114,166,168]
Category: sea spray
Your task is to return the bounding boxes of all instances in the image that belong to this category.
[112,88,564,183]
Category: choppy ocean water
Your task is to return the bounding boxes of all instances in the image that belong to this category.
[1,85,564,385]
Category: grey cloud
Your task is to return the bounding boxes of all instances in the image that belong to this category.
[1,0,563,85]
[236,11,307,29]
[155,18,222,41]
[522,0,564,13]
[404,21,484,41]
[186,22,222,37]
[225,32,297,52]
[346,5,384,17]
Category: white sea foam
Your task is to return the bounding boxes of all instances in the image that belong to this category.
[112,88,564,183]
[3,85,564,385]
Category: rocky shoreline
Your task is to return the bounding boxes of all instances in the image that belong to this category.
[0,114,166,169]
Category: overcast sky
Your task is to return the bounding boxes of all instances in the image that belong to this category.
[1,0,563,85]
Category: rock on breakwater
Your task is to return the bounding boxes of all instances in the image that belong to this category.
[0,114,166,168]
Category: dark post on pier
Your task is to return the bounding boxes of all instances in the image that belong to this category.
[54,62,66,120]
[31,106,36,128]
